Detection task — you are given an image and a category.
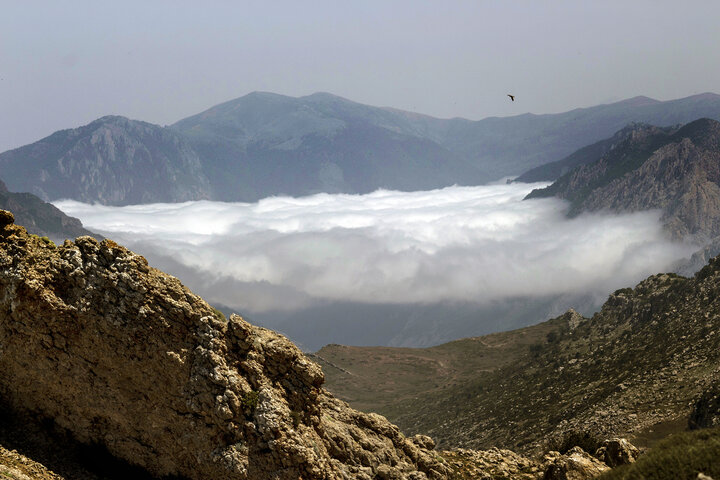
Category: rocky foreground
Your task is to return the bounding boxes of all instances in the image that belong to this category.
[0,210,449,479]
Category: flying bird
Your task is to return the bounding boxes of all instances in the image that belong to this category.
[507,94,515,102]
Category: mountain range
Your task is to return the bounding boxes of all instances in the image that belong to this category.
[3,92,720,204]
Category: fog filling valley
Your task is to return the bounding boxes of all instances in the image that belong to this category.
[55,182,696,350]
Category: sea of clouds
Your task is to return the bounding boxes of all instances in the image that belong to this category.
[55,182,695,323]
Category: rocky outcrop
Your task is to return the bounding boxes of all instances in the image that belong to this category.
[526,118,720,241]
[514,122,666,183]
[594,438,639,467]
[0,445,62,480]
[542,447,609,480]
[0,211,448,479]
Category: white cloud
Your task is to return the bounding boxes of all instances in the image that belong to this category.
[54,183,695,313]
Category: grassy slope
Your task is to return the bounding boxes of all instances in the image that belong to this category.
[320,263,720,453]
[313,314,568,418]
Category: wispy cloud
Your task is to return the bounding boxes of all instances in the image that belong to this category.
[55,183,694,314]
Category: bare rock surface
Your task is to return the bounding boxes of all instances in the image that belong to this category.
[527,118,720,242]
[442,447,543,479]
[0,210,449,479]
[593,438,639,467]
[542,447,609,480]
[0,445,62,480]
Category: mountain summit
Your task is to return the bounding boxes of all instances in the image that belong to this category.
[170,91,482,201]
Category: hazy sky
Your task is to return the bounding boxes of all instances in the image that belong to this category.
[2,0,719,152]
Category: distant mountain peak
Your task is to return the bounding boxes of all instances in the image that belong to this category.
[91,114,133,124]
[302,91,354,103]
[242,91,289,100]
[693,92,720,100]
[613,95,660,107]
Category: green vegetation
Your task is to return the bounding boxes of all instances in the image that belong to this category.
[28,233,55,248]
[290,410,302,428]
[210,306,226,322]
[240,391,259,415]
[599,427,720,480]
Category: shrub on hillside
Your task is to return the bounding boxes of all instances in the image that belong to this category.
[599,427,720,480]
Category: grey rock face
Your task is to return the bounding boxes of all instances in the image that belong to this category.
[0,116,212,205]
[527,119,720,242]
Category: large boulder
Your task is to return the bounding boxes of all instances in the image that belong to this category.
[0,214,449,479]
[594,438,640,467]
[543,446,610,480]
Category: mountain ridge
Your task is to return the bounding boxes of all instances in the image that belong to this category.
[525,118,720,241]
[4,92,720,205]
[0,116,212,205]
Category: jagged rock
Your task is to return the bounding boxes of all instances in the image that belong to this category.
[543,446,610,480]
[0,214,449,479]
[0,445,62,480]
[594,438,639,467]
[562,308,586,331]
[689,381,720,429]
[0,210,13,228]
[526,118,720,241]
[411,434,436,450]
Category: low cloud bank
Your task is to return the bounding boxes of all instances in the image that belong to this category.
[55,183,694,316]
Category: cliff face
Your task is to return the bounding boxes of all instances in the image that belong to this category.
[526,118,720,241]
[0,117,212,205]
[513,122,672,183]
[0,211,447,479]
